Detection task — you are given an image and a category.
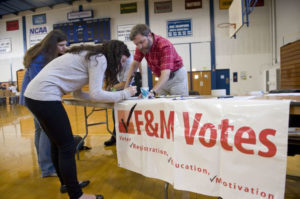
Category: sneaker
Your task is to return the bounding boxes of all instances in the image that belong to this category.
[104,136,116,146]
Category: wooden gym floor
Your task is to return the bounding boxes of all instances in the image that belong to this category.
[0,104,299,199]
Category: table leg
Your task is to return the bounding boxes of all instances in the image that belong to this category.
[105,108,113,135]
[76,106,89,160]
[76,107,113,160]
[164,182,169,199]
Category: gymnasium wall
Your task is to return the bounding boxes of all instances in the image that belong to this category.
[0,0,299,95]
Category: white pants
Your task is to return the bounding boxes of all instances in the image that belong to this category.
[158,67,188,96]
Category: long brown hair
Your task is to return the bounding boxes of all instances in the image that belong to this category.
[23,30,67,68]
[66,40,130,87]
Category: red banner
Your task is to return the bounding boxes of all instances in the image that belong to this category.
[251,0,264,7]
[6,20,19,31]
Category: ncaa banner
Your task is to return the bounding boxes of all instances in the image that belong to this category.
[115,99,290,199]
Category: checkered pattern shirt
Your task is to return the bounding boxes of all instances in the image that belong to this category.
[134,33,183,77]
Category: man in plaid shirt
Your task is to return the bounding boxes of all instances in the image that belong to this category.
[125,24,188,97]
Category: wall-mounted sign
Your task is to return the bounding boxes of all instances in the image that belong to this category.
[0,38,11,53]
[117,24,135,42]
[154,1,172,13]
[32,14,46,25]
[6,20,19,31]
[29,26,48,47]
[219,0,232,9]
[167,19,192,37]
[120,2,137,14]
[220,0,263,10]
[240,71,247,80]
[54,18,111,44]
[251,0,264,7]
[67,10,93,20]
[233,72,238,82]
[185,0,202,9]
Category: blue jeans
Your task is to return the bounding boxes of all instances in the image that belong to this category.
[34,118,56,177]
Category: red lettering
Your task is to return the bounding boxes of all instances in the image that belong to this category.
[134,110,143,135]
[258,129,277,157]
[261,192,266,197]
[235,127,256,155]
[216,177,222,183]
[199,123,217,147]
[119,109,278,158]
[160,111,174,141]
[219,119,234,151]
[183,112,203,145]
[145,110,159,137]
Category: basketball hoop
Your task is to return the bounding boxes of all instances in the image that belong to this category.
[217,23,236,29]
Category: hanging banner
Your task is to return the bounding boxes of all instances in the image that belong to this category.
[115,98,290,199]
[29,26,48,47]
[167,19,192,37]
[117,24,135,42]
[251,0,264,7]
[120,2,137,14]
[185,0,202,9]
[32,14,46,25]
[67,10,93,20]
[219,0,233,9]
[154,1,172,13]
[6,20,19,31]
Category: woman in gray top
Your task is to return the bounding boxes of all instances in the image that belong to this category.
[24,40,136,199]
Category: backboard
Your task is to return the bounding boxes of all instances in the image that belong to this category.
[229,0,243,38]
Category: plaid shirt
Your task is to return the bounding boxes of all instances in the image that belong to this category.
[134,33,183,77]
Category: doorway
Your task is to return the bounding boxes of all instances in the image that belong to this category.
[216,69,230,95]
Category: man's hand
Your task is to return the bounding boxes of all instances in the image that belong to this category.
[148,89,156,98]
[151,69,171,94]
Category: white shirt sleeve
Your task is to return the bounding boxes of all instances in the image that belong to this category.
[87,55,131,102]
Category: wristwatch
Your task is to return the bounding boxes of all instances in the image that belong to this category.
[149,89,156,96]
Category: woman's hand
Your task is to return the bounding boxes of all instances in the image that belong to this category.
[125,86,137,96]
